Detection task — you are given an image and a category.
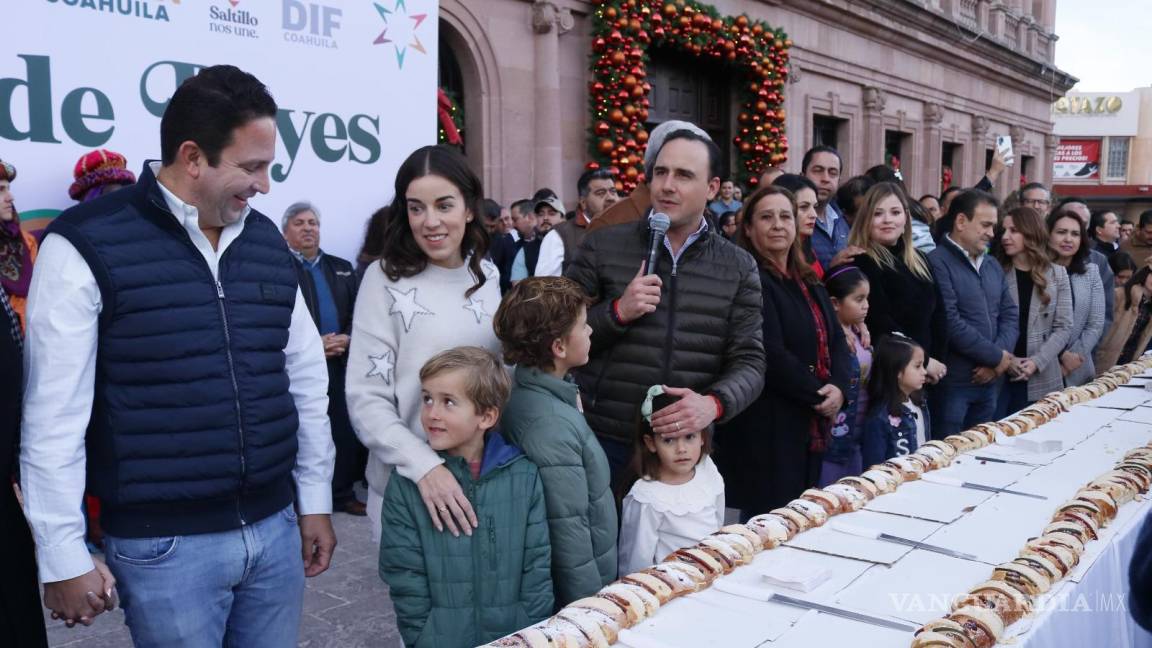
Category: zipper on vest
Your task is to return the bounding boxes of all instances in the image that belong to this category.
[488,515,497,570]
[216,280,248,525]
[147,194,252,525]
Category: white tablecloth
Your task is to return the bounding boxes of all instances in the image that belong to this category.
[1016,499,1152,648]
[617,396,1152,648]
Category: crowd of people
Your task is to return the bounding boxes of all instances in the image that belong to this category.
[3,64,1152,648]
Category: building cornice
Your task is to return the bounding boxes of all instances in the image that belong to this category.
[769,0,1076,104]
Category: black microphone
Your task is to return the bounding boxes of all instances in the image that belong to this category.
[646,212,670,275]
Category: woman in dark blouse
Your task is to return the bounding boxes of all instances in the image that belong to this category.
[841,182,948,384]
[717,185,851,519]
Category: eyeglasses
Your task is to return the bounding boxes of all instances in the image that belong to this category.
[1022,198,1051,208]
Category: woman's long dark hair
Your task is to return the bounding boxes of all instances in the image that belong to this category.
[1124,266,1152,311]
[378,145,489,296]
[357,204,390,267]
[868,334,924,417]
[994,206,1052,306]
[1046,209,1090,276]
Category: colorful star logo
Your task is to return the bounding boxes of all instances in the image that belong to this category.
[373,0,428,69]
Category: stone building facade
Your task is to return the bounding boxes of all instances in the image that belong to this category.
[439,0,1075,206]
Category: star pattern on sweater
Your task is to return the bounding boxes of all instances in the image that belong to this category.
[387,286,434,332]
[366,347,397,386]
[462,296,491,324]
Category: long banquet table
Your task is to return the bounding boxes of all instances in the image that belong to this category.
[611,382,1152,648]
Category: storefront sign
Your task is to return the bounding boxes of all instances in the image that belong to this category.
[1053,91,1139,137]
[1053,139,1101,180]
[1053,95,1123,115]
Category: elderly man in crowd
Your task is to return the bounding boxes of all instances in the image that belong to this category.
[283,201,366,516]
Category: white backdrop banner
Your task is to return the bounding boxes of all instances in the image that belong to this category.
[0,0,438,261]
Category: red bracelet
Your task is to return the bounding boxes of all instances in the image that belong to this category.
[710,394,724,420]
[610,299,628,326]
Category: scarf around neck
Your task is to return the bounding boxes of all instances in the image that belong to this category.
[0,217,32,297]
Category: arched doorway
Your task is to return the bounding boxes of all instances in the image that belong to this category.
[436,8,503,197]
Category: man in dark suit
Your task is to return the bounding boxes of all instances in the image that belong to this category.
[1090,209,1122,258]
[283,202,366,515]
[484,198,518,294]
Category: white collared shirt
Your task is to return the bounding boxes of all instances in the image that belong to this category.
[816,202,839,236]
[665,215,709,268]
[945,233,986,272]
[535,212,592,277]
[21,166,335,583]
[906,400,927,448]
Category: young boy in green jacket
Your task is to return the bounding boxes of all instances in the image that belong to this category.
[379,347,553,648]
[494,277,618,606]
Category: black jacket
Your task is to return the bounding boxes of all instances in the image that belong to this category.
[1096,238,1119,259]
[296,251,358,410]
[852,242,948,364]
[295,251,358,337]
[1,294,48,647]
[489,233,518,293]
[717,270,852,513]
[565,218,766,444]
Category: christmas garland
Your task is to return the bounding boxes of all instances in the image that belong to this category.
[587,0,790,191]
[438,88,464,147]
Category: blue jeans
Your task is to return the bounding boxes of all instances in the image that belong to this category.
[935,381,1000,437]
[104,505,305,648]
[996,379,1031,419]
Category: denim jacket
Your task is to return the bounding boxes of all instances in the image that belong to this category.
[861,401,929,467]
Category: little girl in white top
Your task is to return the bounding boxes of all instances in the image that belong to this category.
[618,386,725,575]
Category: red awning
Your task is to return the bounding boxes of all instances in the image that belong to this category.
[1052,184,1152,199]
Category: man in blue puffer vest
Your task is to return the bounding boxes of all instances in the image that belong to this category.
[20,65,336,647]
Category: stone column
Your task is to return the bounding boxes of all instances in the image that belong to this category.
[1044,133,1059,188]
[1016,16,1029,52]
[531,2,572,198]
[971,116,993,197]
[988,1,1007,39]
[976,0,992,30]
[1025,18,1042,57]
[922,103,945,197]
[862,86,887,170]
[1040,33,1057,62]
[1009,125,1026,187]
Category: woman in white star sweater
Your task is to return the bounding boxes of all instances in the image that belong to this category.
[346,146,502,541]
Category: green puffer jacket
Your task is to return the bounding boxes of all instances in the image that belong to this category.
[500,367,618,606]
[379,432,553,648]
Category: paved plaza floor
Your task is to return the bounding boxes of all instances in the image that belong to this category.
[42,511,403,648]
